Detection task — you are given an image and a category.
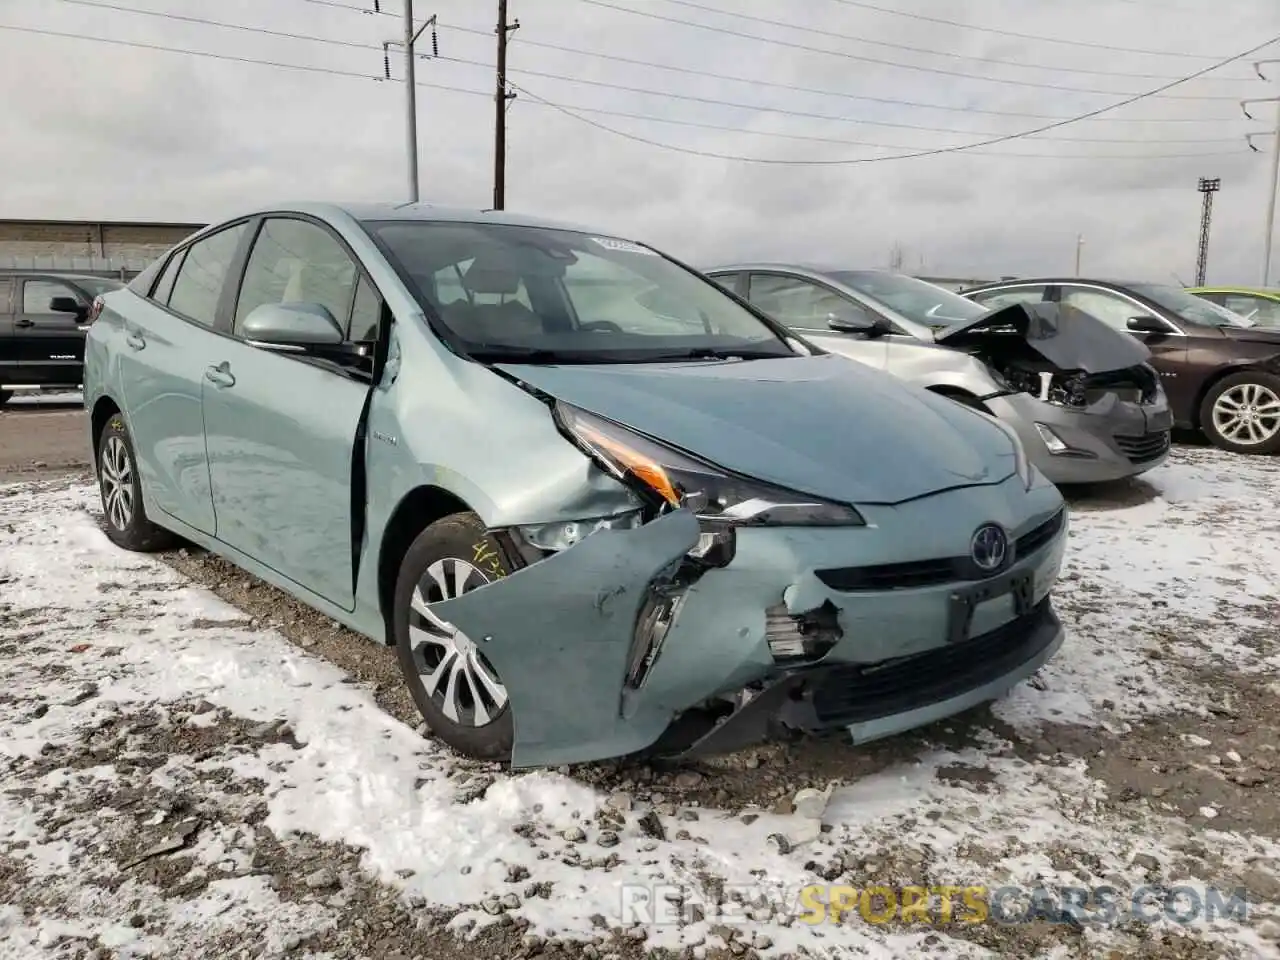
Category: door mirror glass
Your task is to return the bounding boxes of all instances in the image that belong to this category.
[1126,316,1167,334]
[48,296,85,316]
[241,302,345,348]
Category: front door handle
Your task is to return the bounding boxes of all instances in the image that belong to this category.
[204,362,236,388]
[14,319,34,328]
[126,332,146,351]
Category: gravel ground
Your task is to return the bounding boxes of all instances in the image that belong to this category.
[2,445,1279,959]
[0,399,89,482]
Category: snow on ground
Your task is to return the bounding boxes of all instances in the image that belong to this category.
[1,447,1279,959]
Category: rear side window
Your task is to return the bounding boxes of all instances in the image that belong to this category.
[968,286,1047,310]
[168,223,248,327]
[151,250,187,305]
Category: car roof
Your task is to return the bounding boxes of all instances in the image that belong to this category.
[0,269,123,283]
[1187,285,1280,298]
[704,262,885,276]
[222,201,604,237]
[963,277,1161,291]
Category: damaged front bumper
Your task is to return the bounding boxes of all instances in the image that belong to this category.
[984,390,1173,485]
[433,474,1068,769]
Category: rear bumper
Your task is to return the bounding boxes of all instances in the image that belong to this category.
[984,391,1173,484]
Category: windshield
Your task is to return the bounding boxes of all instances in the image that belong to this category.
[77,277,124,298]
[1127,283,1256,328]
[364,220,796,362]
[829,271,988,329]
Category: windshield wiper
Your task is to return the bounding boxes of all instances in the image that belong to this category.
[467,346,596,364]
[637,347,788,362]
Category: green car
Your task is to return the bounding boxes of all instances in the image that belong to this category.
[1187,287,1280,328]
[81,202,1068,769]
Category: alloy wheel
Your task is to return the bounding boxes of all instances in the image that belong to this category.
[100,436,135,531]
[1212,383,1280,447]
[407,558,509,727]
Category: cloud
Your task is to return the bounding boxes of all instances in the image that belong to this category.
[0,0,1277,282]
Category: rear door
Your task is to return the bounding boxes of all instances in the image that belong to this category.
[201,214,378,610]
[14,276,88,386]
[744,271,891,368]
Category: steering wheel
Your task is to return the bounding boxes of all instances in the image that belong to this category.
[579,320,624,333]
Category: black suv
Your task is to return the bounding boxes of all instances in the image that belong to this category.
[0,271,124,406]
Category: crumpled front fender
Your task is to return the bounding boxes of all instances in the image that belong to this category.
[431,509,701,768]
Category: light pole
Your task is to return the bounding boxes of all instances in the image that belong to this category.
[1243,60,1280,286]
[1075,234,1084,275]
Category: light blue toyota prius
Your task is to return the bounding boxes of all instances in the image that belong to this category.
[82,202,1068,768]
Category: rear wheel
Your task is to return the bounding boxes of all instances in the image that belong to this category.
[1199,372,1280,455]
[392,512,517,761]
[96,417,176,551]
[0,389,11,408]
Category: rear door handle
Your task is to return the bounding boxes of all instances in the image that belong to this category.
[14,319,34,328]
[204,362,235,388]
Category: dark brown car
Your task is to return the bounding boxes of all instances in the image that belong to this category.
[960,279,1280,456]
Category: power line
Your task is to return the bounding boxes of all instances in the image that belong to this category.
[580,0,1260,101]
[660,0,1252,81]
[283,0,1252,123]
[35,1,1264,144]
[825,0,1257,60]
[0,20,1264,166]
[504,28,1280,165]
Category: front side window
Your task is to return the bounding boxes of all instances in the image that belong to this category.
[365,220,794,362]
[234,218,359,335]
[966,286,1048,312]
[1060,287,1157,333]
[168,223,248,327]
[746,274,861,331]
[22,279,81,314]
[76,278,124,299]
[830,272,986,329]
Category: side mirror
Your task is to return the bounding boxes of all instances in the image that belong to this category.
[1126,316,1167,334]
[49,296,85,317]
[241,302,345,350]
[828,311,889,337]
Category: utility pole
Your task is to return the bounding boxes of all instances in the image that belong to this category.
[493,0,520,210]
[1075,234,1084,276]
[1195,177,1221,287]
[382,3,438,202]
[1243,60,1280,287]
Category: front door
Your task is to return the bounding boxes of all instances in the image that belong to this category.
[744,272,891,368]
[14,277,88,385]
[202,215,379,609]
[119,223,251,535]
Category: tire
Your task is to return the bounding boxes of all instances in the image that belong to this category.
[393,512,519,761]
[96,416,176,551]
[1198,371,1280,455]
[0,389,10,408]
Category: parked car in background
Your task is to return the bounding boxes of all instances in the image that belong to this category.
[704,265,1172,485]
[83,202,1068,768]
[961,278,1280,455]
[0,270,123,406]
[1187,286,1280,329]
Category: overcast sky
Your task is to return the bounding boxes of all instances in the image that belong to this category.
[1,0,1278,283]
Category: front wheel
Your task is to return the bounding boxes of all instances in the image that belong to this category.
[96,417,176,551]
[392,512,517,761]
[1199,372,1280,455]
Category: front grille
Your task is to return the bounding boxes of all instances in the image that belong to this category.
[815,510,1065,593]
[1114,430,1171,464]
[809,599,1054,725]
[1014,509,1064,558]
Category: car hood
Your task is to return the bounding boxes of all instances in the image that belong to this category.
[935,301,1151,373]
[497,354,1016,506]
[1216,325,1280,345]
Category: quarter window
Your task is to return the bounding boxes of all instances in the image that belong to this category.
[234,218,359,335]
[1224,294,1280,325]
[348,275,383,342]
[168,223,249,327]
[22,279,80,314]
[747,274,862,331]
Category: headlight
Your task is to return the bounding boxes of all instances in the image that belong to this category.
[977,412,1033,490]
[555,403,865,527]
